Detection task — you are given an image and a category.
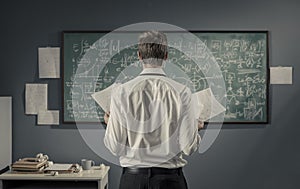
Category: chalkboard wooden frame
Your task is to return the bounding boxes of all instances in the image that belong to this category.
[62,30,269,124]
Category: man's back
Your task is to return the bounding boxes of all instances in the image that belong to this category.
[104,68,199,168]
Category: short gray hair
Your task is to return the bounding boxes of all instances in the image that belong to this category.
[138,31,168,66]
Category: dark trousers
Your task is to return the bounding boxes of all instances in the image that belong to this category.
[119,167,188,189]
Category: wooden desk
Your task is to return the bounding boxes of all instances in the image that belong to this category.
[0,166,109,189]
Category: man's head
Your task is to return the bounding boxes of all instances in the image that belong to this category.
[138,31,168,67]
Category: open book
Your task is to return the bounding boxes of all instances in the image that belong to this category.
[191,88,226,121]
[92,84,225,121]
[44,164,82,174]
[91,83,121,113]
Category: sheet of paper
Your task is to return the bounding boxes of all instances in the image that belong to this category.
[270,66,293,84]
[192,88,226,121]
[91,83,121,112]
[38,47,60,78]
[25,84,48,115]
[37,110,59,125]
[44,164,72,171]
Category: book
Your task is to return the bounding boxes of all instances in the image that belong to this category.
[11,158,48,173]
[192,88,226,121]
[91,83,121,113]
[44,164,82,174]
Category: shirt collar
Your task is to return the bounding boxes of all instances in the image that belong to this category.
[140,68,166,76]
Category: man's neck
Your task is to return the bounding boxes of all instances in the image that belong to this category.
[142,64,162,69]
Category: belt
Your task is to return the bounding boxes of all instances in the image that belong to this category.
[123,167,182,175]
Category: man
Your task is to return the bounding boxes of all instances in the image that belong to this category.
[104,31,203,189]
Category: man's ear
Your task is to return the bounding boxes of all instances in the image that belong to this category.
[137,51,142,60]
[164,52,168,60]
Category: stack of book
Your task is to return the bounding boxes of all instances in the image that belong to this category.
[11,158,48,173]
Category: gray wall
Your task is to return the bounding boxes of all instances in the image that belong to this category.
[1,0,300,188]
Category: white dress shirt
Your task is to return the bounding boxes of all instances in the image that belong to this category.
[104,68,200,168]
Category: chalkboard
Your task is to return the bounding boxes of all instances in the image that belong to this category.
[63,31,268,123]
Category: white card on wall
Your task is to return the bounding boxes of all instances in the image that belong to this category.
[38,110,59,125]
[25,84,48,115]
[38,47,60,78]
[270,67,293,84]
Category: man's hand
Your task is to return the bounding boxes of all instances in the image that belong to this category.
[104,112,110,124]
[198,120,204,130]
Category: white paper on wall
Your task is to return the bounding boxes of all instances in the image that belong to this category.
[25,84,48,115]
[270,66,293,84]
[38,47,60,78]
[37,110,59,125]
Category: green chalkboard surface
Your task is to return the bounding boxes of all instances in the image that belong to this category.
[63,31,268,123]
